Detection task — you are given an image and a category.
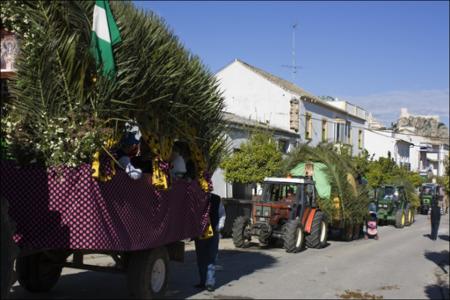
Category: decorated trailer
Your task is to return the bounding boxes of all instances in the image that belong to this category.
[0,1,225,299]
[1,161,210,298]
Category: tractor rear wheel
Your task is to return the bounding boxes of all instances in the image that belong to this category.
[232,216,251,248]
[305,211,328,248]
[395,209,405,229]
[283,220,305,253]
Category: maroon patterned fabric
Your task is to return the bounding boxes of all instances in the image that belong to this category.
[0,161,210,252]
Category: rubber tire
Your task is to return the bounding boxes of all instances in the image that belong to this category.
[352,223,361,240]
[283,220,305,253]
[305,211,328,248]
[342,224,354,241]
[127,247,169,299]
[232,216,251,248]
[16,252,63,293]
[395,209,405,229]
[405,205,412,226]
[1,198,17,299]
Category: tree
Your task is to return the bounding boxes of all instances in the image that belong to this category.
[220,131,282,184]
[1,1,225,170]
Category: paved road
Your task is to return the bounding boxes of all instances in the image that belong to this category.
[9,214,449,299]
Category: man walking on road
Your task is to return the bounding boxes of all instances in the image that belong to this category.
[194,193,226,292]
[429,187,442,240]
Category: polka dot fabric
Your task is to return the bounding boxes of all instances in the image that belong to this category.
[0,161,210,252]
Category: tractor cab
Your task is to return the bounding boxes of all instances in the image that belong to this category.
[232,176,327,253]
[419,184,436,214]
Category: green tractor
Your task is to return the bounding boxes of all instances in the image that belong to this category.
[375,185,414,228]
[419,183,438,215]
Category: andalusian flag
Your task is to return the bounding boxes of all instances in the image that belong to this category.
[90,0,121,77]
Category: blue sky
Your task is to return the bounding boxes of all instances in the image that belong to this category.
[133,1,449,127]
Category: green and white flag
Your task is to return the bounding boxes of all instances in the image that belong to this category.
[90,0,121,77]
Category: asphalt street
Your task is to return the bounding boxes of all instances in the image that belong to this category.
[9,214,449,299]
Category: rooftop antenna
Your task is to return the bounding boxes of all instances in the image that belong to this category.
[282,23,302,83]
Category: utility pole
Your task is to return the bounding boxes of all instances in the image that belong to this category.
[282,23,302,82]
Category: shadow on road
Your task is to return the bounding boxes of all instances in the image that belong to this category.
[167,248,276,299]
[424,250,449,300]
[9,249,276,299]
[439,234,449,241]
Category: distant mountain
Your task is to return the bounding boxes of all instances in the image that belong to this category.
[393,115,449,138]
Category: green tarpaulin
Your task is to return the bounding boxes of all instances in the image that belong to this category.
[290,162,331,199]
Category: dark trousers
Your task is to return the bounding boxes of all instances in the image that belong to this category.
[430,211,441,240]
[194,232,219,287]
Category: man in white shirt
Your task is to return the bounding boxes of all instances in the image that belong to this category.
[170,143,187,179]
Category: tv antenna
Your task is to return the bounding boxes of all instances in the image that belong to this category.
[282,23,302,82]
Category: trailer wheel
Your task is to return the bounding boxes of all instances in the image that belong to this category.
[127,247,169,299]
[283,220,305,253]
[342,224,354,241]
[1,198,17,299]
[305,211,328,248]
[232,216,251,248]
[16,252,63,292]
[395,209,405,228]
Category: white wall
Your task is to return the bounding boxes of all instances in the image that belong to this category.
[364,130,396,161]
[216,61,295,132]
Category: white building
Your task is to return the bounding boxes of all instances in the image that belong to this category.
[215,59,368,153]
[364,129,449,177]
[212,59,368,198]
[364,130,413,169]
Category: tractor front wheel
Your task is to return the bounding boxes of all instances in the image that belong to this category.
[405,205,413,226]
[283,220,305,253]
[395,209,405,229]
[305,211,328,249]
[232,216,251,248]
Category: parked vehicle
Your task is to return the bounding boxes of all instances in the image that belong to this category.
[375,185,414,228]
[232,176,328,253]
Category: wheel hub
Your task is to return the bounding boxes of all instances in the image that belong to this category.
[150,258,166,293]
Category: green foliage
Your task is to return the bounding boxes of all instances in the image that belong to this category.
[220,131,282,184]
[283,143,370,225]
[1,1,225,168]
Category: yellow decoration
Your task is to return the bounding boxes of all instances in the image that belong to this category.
[91,150,116,182]
[142,131,172,190]
[152,158,169,190]
[199,221,214,240]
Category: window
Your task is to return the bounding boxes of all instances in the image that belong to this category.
[335,120,345,143]
[346,121,351,145]
[305,113,312,140]
[358,130,363,149]
[278,139,289,153]
[289,99,299,132]
[322,119,328,142]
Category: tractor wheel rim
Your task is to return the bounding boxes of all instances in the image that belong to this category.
[296,228,303,248]
[401,213,405,225]
[320,221,327,242]
[150,258,166,293]
[408,210,412,222]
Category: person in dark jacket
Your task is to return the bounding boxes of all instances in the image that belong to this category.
[194,193,225,292]
[429,189,441,240]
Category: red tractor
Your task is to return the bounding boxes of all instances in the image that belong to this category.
[232,176,328,253]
